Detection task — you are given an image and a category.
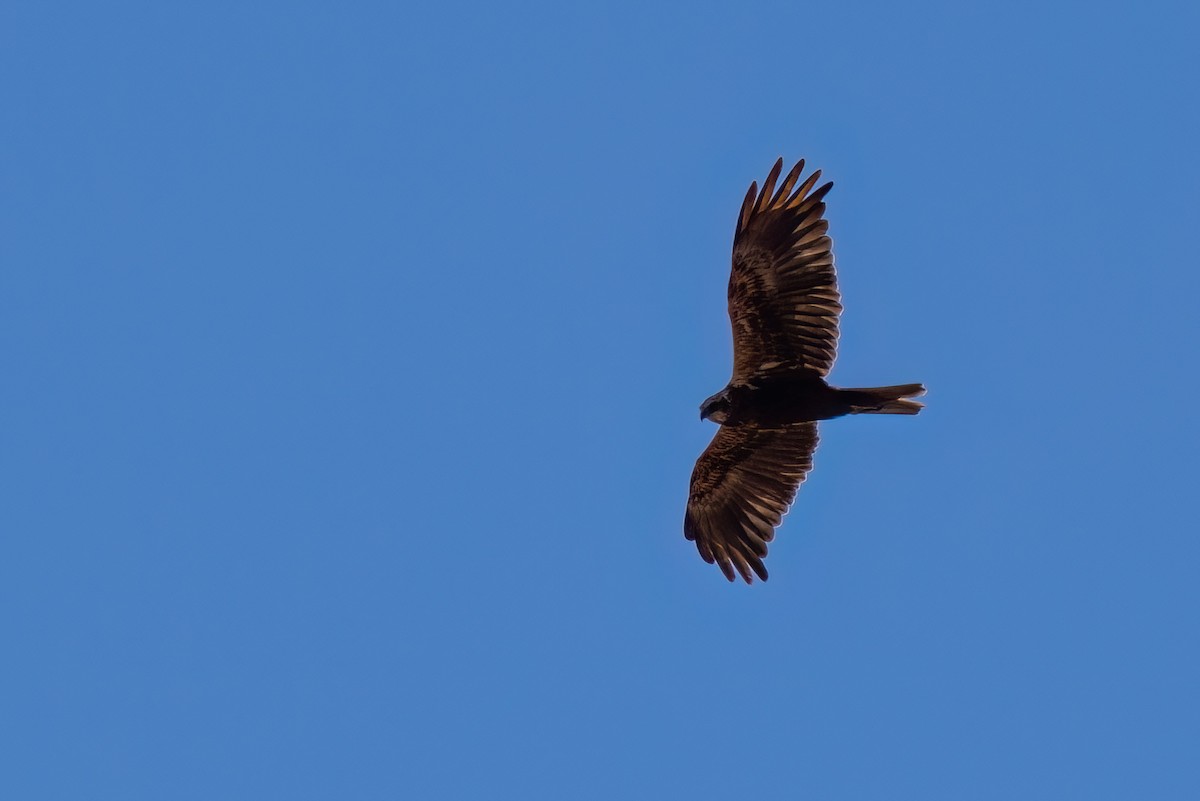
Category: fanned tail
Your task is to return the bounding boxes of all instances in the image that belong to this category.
[841,383,926,415]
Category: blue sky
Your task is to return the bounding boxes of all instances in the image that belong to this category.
[3,1,1198,798]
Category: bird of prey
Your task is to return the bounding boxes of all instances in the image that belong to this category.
[685,158,925,583]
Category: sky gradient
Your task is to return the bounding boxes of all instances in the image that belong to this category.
[3,1,1199,798]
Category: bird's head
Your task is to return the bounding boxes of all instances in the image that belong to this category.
[700,390,732,424]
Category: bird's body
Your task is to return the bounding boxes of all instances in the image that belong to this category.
[685,158,924,583]
[702,370,921,427]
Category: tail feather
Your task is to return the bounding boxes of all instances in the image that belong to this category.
[842,383,926,415]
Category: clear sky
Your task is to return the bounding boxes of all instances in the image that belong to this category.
[3,1,1198,798]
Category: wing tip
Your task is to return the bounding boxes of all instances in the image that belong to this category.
[739,158,834,229]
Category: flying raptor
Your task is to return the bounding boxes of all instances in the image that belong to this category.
[685,158,925,583]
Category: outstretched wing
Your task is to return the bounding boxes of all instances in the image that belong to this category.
[729,158,841,381]
[685,422,819,583]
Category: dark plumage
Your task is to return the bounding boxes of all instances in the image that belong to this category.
[685,158,925,583]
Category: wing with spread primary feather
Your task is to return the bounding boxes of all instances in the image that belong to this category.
[685,422,819,583]
[728,158,842,381]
